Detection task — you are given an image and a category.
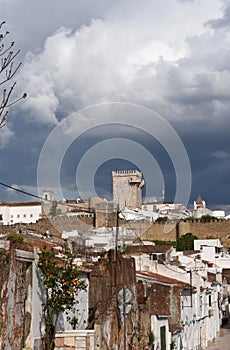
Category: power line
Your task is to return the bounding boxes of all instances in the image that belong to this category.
[0,181,46,202]
[0,181,92,212]
[119,210,163,256]
[119,210,189,276]
[0,180,194,278]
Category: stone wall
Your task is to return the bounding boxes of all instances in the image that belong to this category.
[140,219,230,247]
[54,330,95,350]
[94,210,117,228]
[0,242,34,350]
[0,215,94,238]
[136,280,182,347]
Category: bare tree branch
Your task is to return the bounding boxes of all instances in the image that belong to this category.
[0,21,26,128]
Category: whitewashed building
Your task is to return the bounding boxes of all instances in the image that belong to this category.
[0,202,42,225]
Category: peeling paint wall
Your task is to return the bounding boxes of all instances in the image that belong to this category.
[0,243,34,350]
[88,251,140,349]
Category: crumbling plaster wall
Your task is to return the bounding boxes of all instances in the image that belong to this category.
[0,242,33,350]
[88,251,140,349]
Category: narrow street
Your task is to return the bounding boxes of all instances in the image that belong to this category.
[206,323,230,350]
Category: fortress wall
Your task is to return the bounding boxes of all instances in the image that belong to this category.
[141,219,230,247]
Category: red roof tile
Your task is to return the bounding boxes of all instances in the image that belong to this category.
[0,201,41,207]
[136,270,187,286]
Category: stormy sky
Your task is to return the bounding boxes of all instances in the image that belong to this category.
[0,0,230,212]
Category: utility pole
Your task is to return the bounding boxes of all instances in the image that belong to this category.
[118,287,132,350]
[114,204,119,262]
[190,270,193,307]
[123,286,127,350]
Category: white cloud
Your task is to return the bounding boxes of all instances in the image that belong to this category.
[13,0,228,128]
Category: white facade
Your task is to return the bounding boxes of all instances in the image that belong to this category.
[30,250,89,349]
[142,202,191,220]
[133,247,222,350]
[0,202,42,225]
[194,239,223,251]
[212,210,225,218]
[180,287,220,349]
[151,315,170,350]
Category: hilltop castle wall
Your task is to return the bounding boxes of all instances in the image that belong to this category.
[140,219,230,247]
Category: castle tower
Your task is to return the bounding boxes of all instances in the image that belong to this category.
[112,170,145,210]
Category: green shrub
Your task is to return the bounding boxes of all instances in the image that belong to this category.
[148,331,155,345]
[176,232,197,251]
[7,232,24,243]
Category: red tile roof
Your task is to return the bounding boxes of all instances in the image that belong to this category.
[125,245,173,254]
[136,270,187,286]
[0,201,41,207]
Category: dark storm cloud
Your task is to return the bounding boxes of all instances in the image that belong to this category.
[1,0,113,53]
[1,0,230,211]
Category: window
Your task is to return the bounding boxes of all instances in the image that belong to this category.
[30,214,33,218]
[11,215,13,218]
[0,214,2,221]
[17,214,20,218]
[24,214,26,218]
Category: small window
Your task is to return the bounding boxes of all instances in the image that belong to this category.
[24,214,26,218]
[30,214,33,218]
[11,215,13,218]
[17,214,20,218]
[0,214,3,221]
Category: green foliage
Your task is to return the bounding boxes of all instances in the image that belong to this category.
[153,240,176,246]
[155,216,168,223]
[176,232,198,251]
[7,232,24,243]
[148,331,155,345]
[38,246,87,350]
[200,215,215,222]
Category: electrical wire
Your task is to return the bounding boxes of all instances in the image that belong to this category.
[0,181,92,212]
[0,180,193,277]
[119,209,189,275]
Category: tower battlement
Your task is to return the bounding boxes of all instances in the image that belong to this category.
[112,170,142,176]
[112,170,144,210]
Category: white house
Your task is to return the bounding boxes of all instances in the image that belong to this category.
[0,201,42,225]
[131,244,222,350]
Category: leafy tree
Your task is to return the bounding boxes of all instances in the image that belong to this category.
[38,246,87,350]
[0,21,26,128]
[176,232,198,251]
[200,215,214,222]
[155,216,168,223]
[153,239,176,246]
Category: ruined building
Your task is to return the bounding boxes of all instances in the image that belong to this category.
[112,170,144,210]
